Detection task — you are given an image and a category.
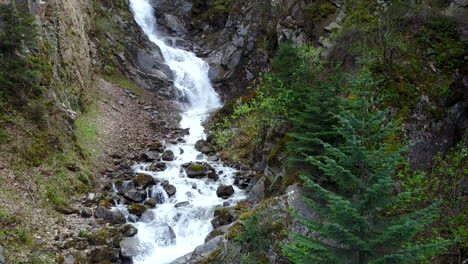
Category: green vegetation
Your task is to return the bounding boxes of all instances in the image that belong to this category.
[215,2,466,257]
[283,72,452,263]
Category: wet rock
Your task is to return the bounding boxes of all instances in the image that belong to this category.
[184,163,208,178]
[95,206,126,224]
[144,198,158,208]
[162,150,175,161]
[88,246,119,262]
[141,151,161,162]
[140,210,156,223]
[80,208,92,218]
[114,180,136,195]
[128,203,147,216]
[234,172,251,189]
[150,222,176,246]
[211,208,234,228]
[134,174,156,188]
[201,146,215,155]
[205,225,229,242]
[191,236,222,261]
[124,189,147,203]
[175,201,190,208]
[149,161,167,171]
[128,214,138,223]
[170,252,192,264]
[207,171,219,181]
[216,185,235,199]
[163,181,177,197]
[195,139,205,151]
[207,155,219,162]
[120,236,143,258]
[121,224,138,237]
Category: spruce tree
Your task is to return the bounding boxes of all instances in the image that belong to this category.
[284,71,452,264]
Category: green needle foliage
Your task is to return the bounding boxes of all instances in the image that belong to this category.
[283,71,452,264]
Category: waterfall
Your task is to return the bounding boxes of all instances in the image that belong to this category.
[125,1,245,263]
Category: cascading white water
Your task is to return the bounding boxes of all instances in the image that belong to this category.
[125,0,245,263]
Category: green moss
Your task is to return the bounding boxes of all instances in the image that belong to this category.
[201,247,223,264]
[319,3,337,16]
[227,222,245,241]
[239,211,254,220]
[188,164,207,173]
[102,74,144,97]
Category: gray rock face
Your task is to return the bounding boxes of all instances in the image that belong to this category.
[162,150,175,161]
[175,201,190,208]
[191,236,222,261]
[95,206,126,224]
[246,177,265,202]
[216,185,235,199]
[164,13,187,34]
[124,189,147,203]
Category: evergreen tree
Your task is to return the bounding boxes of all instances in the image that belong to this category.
[284,71,452,264]
[287,68,344,179]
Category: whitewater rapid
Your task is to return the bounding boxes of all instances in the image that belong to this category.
[123,0,245,263]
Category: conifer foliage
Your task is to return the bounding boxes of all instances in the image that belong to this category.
[284,71,452,263]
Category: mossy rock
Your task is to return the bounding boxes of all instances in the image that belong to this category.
[134,174,156,188]
[87,228,120,246]
[128,203,147,216]
[99,199,113,209]
[239,211,253,220]
[189,164,206,173]
[234,201,250,213]
[227,222,245,241]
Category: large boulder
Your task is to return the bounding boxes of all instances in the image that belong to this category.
[124,189,147,203]
[195,139,206,151]
[162,150,175,161]
[216,185,235,199]
[162,181,177,197]
[134,174,156,188]
[185,164,208,178]
[141,151,161,162]
[94,206,126,224]
[120,236,143,258]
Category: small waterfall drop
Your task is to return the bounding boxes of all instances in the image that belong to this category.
[125,1,245,263]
